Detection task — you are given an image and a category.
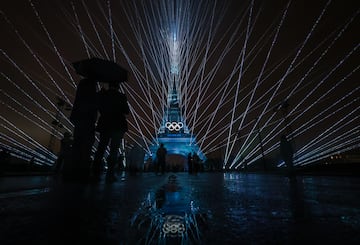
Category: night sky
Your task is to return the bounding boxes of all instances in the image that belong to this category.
[0,0,359,167]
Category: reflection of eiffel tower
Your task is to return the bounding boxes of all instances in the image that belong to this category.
[147,78,205,163]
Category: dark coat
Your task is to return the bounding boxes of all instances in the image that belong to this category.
[156,146,167,162]
[70,79,98,125]
[96,89,130,133]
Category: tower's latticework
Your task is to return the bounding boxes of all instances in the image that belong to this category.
[146,31,205,166]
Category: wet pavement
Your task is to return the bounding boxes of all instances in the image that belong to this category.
[1,172,360,244]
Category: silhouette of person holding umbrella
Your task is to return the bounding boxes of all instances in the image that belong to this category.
[71,57,129,181]
[93,82,130,182]
[66,78,98,180]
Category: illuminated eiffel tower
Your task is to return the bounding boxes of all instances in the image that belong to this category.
[146,31,205,166]
[147,79,206,164]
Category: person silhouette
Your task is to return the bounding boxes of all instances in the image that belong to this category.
[280,135,294,172]
[67,78,98,180]
[187,152,193,174]
[55,132,73,174]
[0,147,11,176]
[93,82,130,182]
[156,143,167,174]
[192,152,200,174]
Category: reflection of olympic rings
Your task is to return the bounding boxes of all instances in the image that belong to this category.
[165,122,183,131]
[162,215,185,237]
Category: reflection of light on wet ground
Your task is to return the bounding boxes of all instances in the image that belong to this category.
[162,215,185,237]
[130,174,206,244]
[0,187,51,199]
[1,173,360,244]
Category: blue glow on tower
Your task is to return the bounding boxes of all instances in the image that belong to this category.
[146,30,205,164]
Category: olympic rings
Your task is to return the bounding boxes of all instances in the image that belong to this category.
[165,121,183,131]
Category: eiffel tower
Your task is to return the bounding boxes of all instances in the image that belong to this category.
[146,31,205,167]
[146,79,205,165]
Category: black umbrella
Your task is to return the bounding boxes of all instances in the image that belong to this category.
[72,57,128,83]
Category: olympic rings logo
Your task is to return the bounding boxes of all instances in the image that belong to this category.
[166,121,183,131]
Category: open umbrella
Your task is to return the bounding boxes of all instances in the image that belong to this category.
[72,57,128,83]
